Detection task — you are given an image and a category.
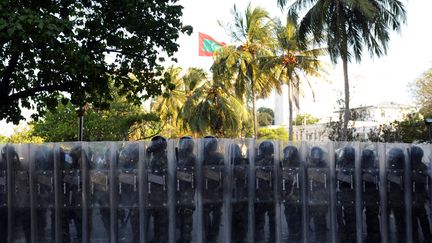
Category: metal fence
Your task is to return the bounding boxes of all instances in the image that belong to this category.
[0,139,431,243]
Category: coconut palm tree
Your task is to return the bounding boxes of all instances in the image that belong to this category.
[152,67,207,137]
[179,78,250,137]
[278,0,406,140]
[263,17,324,141]
[212,4,279,138]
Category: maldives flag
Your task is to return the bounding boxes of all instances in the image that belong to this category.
[198,32,226,56]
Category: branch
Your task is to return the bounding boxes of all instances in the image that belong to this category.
[7,83,73,102]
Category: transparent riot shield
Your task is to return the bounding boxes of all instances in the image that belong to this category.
[88,142,111,242]
[0,144,8,242]
[409,144,431,242]
[174,137,197,243]
[199,136,225,243]
[359,143,380,242]
[32,144,55,242]
[117,142,140,243]
[229,140,249,243]
[385,144,408,243]
[60,143,90,243]
[306,142,332,243]
[146,136,169,243]
[254,140,276,243]
[334,143,357,242]
[279,142,303,242]
[6,144,31,242]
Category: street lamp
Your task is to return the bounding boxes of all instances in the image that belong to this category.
[424,118,432,142]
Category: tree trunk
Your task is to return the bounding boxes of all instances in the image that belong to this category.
[342,55,350,141]
[288,82,293,141]
[252,85,258,139]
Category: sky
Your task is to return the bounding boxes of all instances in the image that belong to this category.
[174,0,432,118]
[1,0,432,136]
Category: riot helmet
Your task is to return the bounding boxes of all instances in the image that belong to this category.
[0,144,19,168]
[147,136,167,154]
[310,146,324,166]
[179,136,194,154]
[258,141,274,157]
[337,146,355,167]
[119,143,139,170]
[204,135,218,154]
[283,145,300,167]
[34,145,53,170]
[361,149,376,169]
[387,147,405,169]
[228,143,243,164]
[410,146,424,165]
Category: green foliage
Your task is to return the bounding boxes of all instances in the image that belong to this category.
[294,113,319,125]
[4,125,44,144]
[0,0,192,124]
[413,68,432,117]
[257,127,288,141]
[367,113,429,143]
[258,107,274,126]
[32,102,161,142]
[0,135,7,143]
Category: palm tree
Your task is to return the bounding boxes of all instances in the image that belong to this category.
[179,78,249,137]
[263,17,324,141]
[278,0,406,140]
[212,4,278,138]
[152,67,207,137]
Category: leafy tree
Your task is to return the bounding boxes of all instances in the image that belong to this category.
[213,4,278,138]
[0,0,192,124]
[6,125,44,143]
[180,79,250,138]
[263,17,323,140]
[413,68,432,117]
[258,127,289,141]
[294,113,319,125]
[279,0,406,140]
[367,112,429,143]
[0,135,6,143]
[32,101,161,142]
[152,67,206,137]
[258,107,275,126]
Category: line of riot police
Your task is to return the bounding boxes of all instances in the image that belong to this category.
[0,139,432,243]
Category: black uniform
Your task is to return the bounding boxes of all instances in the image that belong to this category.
[230,143,248,243]
[176,136,196,243]
[281,145,301,241]
[62,145,92,243]
[361,149,380,242]
[34,145,55,242]
[308,146,328,242]
[147,136,168,243]
[254,141,275,242]
[335,146,356,242]
[386,147,405,243]
[118,143,140,242]
[202,136,223,243]
[410,146,431,243]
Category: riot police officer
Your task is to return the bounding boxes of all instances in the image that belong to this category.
[0,145,17,242]
[230,143,248,243]
[281,145,301,241]
[361,149,380,242]
[34,145,55,241]
[118,143,140,242]
[387,147,405,243]
[175,136,196,243]
[255,140,275,242]
[335,146,356,242]
[410,146,431,242]
[308,146,328,242]
[147,136,168,243]
[89,147,112,240]
[62,145,92,243]
[202,136,224,243]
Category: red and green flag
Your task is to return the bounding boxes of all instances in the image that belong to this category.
[198,32,226,56]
